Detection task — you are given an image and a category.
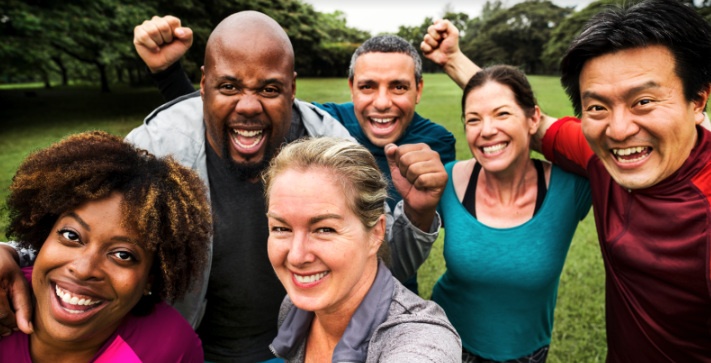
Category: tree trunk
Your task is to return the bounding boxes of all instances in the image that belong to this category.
[127,65,135,85]
[51,56,68,86]
[96,62,110,93]
[42,70,51,88]
[116,66,124,83]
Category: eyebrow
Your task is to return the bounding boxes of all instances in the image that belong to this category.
[214,76,285,88]
[66,212,90,231]
[111,236,140,246]
[582,80,661,104]
[265,212,343,225]
[466,105,511,116]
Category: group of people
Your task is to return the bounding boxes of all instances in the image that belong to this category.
[0,0,710,362]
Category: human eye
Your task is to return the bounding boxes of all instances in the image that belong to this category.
[635,99,653,107]
[219,84,238,94]
[315,227,336,234]
[110,250,136,262]
[58,229,81,243]
[359,85,372,90]
[262,86,281,97]
[466,117,481,124]
[271,226,291,233]
[586,105,606,112]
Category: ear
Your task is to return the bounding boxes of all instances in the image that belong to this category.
[200,66,206,100]
[368,214,387,258]
[291,71,298,103]
[144,275,155,296]
[349,77,355,102]
[529,105,542,135]
[693,84,710,125]
[415,77,424,104]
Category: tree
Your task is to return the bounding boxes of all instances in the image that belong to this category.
[462,0,571,74]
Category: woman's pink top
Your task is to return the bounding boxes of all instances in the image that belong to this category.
[0,267,203,363]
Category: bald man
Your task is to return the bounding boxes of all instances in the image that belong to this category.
[0,11,448,363]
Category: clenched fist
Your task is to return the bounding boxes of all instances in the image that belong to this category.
[133,15,193,73]
[421,19,461,67]
[385,143,447,232]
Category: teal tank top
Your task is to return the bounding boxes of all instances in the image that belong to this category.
[433,161,591,361]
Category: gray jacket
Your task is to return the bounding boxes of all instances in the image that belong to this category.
[120,92,440,328]
[270,260,461,363]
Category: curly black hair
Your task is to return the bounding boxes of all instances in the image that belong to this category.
[5,131,212,315]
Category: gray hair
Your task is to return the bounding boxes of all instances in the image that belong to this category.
[348,35,423,85]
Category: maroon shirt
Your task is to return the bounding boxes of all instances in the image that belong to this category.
[542,117,711,362]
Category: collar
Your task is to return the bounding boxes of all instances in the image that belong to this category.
[270,260,395,362]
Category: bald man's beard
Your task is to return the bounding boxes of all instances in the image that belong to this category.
[221,130,277,181]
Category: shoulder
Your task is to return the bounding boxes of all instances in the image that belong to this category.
[126,92,205,156]
[295,100,356,142]
[367,280,461,363]
[116,302,203,362]
[277,294,295,328]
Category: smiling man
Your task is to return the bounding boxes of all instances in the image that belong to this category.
[423,0,711,361]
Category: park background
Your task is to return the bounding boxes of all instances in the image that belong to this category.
[3,0,711,361]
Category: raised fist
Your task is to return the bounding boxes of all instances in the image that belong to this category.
[421,19,461,67]
[133,15,193,73]
[386,143,447,231]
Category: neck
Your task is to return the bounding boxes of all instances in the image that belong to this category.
[311,258,379,347]
[29,307,124,363]
[480,153,535,205]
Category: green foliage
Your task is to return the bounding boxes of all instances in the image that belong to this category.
[461,0,572,74]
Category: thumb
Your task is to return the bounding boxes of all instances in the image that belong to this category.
[175,27,193,45]
[385,144,399,172]
[11,277,33,334]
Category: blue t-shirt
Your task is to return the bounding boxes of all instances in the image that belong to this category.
[313,102,456,210]
[433,161,592,361]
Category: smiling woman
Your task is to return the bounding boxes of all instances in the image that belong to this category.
[262,137,460,363]
[0,131,212,363]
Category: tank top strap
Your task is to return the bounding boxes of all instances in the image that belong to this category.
[462,162,483,219]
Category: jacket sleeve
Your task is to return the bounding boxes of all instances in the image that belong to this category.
[386,201,440,283]
[376,322,461,363]
[541,116,595,178]
[147,61,197,103]
[5,242,36,268]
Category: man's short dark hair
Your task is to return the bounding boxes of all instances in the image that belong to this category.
[348,35,423,85]
[560,0,711,117]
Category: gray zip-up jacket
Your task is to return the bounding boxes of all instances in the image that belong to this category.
[8,92,440,328]
[270,260,461,363]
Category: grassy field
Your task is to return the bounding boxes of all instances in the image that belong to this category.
[0,74,606,361]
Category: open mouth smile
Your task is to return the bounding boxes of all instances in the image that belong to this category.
[368,117,398,136]
[50,282,108,324]
[230,128,266,154]
[291,270,330,288]
[611,146,652,164]
[479,142,508,156]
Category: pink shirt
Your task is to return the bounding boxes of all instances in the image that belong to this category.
[0,267,203,363]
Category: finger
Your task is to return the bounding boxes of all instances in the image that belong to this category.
[164,15,182,30]
[151,16,174,44]
[397,143,430,154]
[142,20,165,46]
[405,159,445,186]
[10,276,33,334]
[421,41,433,54]
[427,25,443,42]
[134,26,160,52]
[0,291,17,335]
[385,144,400,172]
[423,34,439,49]
[176,27,194,47]
[412,171,449,192]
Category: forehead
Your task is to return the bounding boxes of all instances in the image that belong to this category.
[579,45,680,96]
[269,167,353,213]
[466,81,517,112]
[353,52,416,82]
[207,38,293,82]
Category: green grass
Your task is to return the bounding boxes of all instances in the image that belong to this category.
[0,74,606,361]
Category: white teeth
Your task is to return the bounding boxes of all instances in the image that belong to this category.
[612,147,650,162]
[55,284,102,306]
[294,271,329,284]
[232,132,264,148]
[482,143,508,154]
[371,118,394,123]
[232,129,263,137]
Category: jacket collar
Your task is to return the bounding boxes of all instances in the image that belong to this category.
[270,260,395,362]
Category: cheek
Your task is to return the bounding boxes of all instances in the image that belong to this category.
[267,238,288,269]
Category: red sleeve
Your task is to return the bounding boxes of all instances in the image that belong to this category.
[542,116,595,178]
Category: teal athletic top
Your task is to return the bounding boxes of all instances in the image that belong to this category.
[433,161,592,361]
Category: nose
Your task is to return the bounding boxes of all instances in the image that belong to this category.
[373,87,392,112]
[606,108,640,142]
[68,249,104,282]
[286,231,316,268]
[235,93,264,118]
[480,117,498,138]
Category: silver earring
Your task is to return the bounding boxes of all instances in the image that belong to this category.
[148,291,152,295]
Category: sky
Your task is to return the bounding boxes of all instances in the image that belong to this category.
[305,0,596,34]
